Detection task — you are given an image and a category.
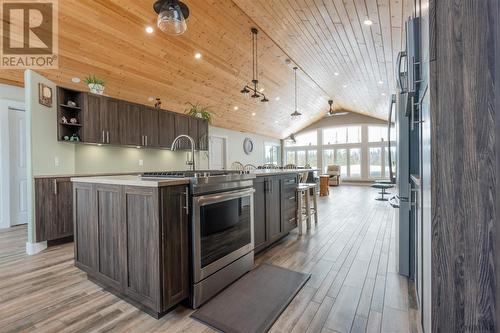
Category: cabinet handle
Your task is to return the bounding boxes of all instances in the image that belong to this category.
[53,179,58,195]
[107,131,110,143]
[141,135,144,146]
[289,217,296,222]
[288,196,295,200]
[145,135,148,146]
[102,130,105,143]
[183,191,189,215]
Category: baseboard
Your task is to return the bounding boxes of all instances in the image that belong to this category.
[26,241,47,255]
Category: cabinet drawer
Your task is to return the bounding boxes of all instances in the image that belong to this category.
[283,193,297,210]
[282,176,298,187]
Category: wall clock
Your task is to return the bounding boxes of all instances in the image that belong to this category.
[243,138,254,155]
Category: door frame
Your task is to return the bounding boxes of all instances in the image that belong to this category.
[208,135,228,170]
[0,99,26,229]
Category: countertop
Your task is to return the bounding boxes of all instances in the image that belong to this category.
[71,175,190,187]
[252,169,317,177]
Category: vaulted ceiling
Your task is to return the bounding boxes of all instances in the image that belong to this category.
[0,0,413,138]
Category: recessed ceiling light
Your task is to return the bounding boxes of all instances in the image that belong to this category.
[251,112,256,116]
[233,106,239,111]
[194,52,202,60]
[364,18,373,26]
[148,96,155,102]
[275,96,280,101]
[145,26,154,34]
[378,80,383,84]
[334,72,339,76]
[71,77,81,83]
[381,92,386,96]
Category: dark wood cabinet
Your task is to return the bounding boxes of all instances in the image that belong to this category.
[197,118,209,150]
[102,98,120,145]
[83,94,120,144]
[253,173,298,253]
[83,94,104,143]
[35,177,73,243]
[119,101,142,146]
[174,115,191,150]
[142,107,159,147]
[253,177,268,253]
[159,110,176,148]
[59,86,209,150]
[73,182,189,318]
[267,177,283,243]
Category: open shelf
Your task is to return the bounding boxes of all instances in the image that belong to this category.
[59,103,82,110]
[58,87,84,142]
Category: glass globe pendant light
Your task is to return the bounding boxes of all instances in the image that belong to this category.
[153,0,190,36]
[291,67,302,117]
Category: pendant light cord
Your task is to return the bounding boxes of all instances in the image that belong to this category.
[294,67,298,112]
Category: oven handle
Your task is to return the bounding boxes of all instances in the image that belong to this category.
[195,188,255,206]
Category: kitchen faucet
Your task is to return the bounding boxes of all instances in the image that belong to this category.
[171,135,196,171]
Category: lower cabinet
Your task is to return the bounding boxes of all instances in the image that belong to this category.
[35,177,73,242]
[73,183,189,317]
[253,174,298,253]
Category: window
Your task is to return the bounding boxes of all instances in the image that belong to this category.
[368,126,388,142]
[307,150,317,168]
[296,150,306,166]
[285,130,317,146]
[347,126,362,143]
[264,143,280,165]
[286,150,296,165]
[370,147,382,178]
[335,149,348,177]
[385,146,396,177]
[323,127,347,144]
[349,148,361,178]
[323,126,361,144]
[323,149,335,172]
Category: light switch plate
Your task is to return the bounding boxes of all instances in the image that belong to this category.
[54,157,59,167]
[138,159,144,166]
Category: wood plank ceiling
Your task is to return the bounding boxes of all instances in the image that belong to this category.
[0,0,413,139]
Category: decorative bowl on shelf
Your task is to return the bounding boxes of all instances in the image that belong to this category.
[67,100,77,107]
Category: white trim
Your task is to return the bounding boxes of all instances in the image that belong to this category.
[26,241,47,255]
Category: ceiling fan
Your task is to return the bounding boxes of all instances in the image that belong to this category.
[326,100,349,117]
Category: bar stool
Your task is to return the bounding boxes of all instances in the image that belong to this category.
[296,183,319,235]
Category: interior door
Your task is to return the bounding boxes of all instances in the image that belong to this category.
[209,136,226,170]
[8,107,28,226]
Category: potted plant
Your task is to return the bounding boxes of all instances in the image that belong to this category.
[84,74,105,95]
[185,102,213,124]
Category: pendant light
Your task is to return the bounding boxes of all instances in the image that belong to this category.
[291,67,302,117]
[240,28,269,103]
[153,0,190,36]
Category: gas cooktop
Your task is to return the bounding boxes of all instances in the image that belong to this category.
[141,170,249,178]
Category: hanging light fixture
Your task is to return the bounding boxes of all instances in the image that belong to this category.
[240,28,269,103]
[326,99,349,116]
[291,67,302,117]
[153,0,190,36]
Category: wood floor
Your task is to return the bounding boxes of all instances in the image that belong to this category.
[0,186,422,333]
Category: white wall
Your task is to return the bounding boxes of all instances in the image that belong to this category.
[0,84,25,229]
[0,83,24,101]
[209,126,280,166]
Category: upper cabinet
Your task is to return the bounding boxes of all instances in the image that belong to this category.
[57,86,208,150]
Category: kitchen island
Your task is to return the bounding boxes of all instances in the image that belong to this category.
[71,175,190,318]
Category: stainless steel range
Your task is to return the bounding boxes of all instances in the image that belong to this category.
[142,170,256,308]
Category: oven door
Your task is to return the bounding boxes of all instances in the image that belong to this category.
[192,188,255,283]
